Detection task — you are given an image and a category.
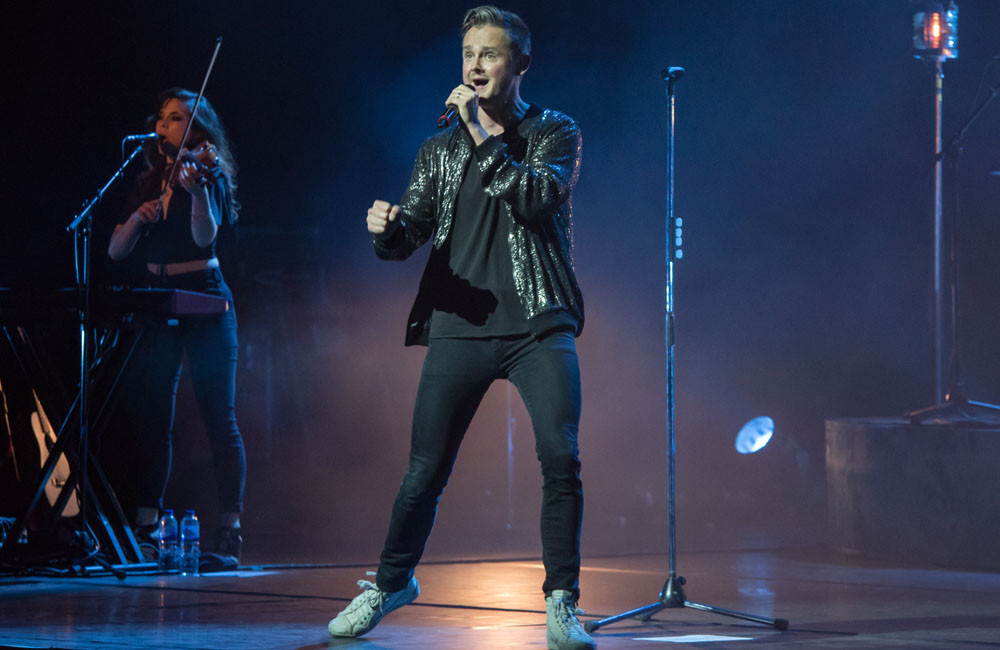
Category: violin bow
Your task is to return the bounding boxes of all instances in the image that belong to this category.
[161,36,223,192]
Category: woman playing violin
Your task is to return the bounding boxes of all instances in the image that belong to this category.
[108,88,245,565]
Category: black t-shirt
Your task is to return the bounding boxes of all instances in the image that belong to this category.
[427,129,530,339]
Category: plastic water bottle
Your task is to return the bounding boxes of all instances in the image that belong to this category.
[179,510,200,575]
[158,509,179,571]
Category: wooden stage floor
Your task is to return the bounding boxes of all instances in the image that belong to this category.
[2,546,999,649]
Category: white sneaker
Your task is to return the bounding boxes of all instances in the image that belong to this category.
[327,572,419,638]
[546,590,596,650]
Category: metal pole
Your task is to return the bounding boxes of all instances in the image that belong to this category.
[665,77,677,581]
[585,65,788,634]
[932,57,945,403]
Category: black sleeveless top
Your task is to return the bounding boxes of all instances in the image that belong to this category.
[120,166,232,264]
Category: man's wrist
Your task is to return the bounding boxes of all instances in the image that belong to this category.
[375,218,404,243]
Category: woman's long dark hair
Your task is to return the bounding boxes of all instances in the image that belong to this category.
[142,87,240,222]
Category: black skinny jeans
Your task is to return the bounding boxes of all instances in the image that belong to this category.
[376,330,584,597]
[135,268,246,515]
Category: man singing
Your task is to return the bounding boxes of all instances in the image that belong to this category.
[328,6,594,649]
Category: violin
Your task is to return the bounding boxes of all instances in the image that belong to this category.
[161,141,221,188]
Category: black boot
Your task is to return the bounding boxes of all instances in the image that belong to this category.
[214,526,242,561]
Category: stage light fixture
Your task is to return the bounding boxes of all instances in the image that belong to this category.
[913,2,958,60]
[734,416,774,455]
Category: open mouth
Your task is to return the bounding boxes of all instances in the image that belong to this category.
[471,78,489,91]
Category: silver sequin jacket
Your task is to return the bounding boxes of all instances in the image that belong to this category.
[374,107,584,346]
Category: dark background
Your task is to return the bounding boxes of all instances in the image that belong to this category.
[3,1,999,562]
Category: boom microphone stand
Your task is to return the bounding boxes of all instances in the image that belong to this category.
[906,65,1000,424]
[586,67,789,635]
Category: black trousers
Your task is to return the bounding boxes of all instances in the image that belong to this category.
[376,330,584,597]
[135,268,246,515]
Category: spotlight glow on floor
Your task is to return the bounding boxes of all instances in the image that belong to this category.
[633,635,754,643]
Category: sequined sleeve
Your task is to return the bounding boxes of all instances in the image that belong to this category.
[373,139,439,261]
[475,112,582,224]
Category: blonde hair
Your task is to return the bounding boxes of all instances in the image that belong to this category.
[461,5,531,57]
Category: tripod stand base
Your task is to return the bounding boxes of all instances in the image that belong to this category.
[906,390,1000,425]
[585,575,789,633]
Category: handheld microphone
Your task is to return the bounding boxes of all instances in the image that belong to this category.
[438,106,458,129]
[437,84,477,129]
[122,133,159,143]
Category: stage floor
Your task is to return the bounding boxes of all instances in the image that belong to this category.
[2,546,999,649]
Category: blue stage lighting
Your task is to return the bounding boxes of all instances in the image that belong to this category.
[735,416,774,454]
